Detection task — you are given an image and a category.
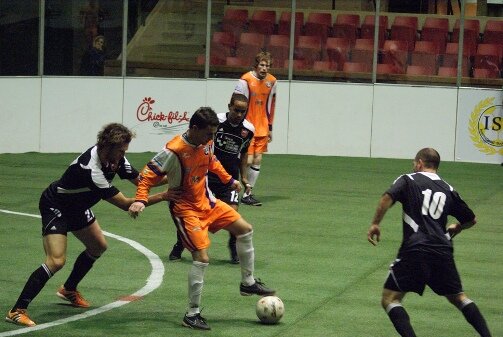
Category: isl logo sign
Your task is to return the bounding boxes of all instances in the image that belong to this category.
[136,97,190,135]
[469,97,503,155]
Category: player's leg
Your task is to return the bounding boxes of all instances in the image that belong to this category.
[241,138,264,206]
[381,288,417,337]
[225,216,275,296]
[169,231,184,261]
[58,218,106,308]
[445,293,492,337]
[6,233,67,327]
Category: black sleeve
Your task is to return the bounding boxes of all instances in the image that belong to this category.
[117,157,140,180]
[385,175,407,204]
[450,191,476,224]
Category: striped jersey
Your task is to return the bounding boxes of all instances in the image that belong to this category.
[386,171,475,255]
[234,71,277,137]
[41,146,138,211]
[135,134,233,216]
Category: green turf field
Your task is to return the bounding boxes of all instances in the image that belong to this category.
[0,153,501,337]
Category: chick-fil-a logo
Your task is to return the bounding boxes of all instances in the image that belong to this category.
[136,97,190,134]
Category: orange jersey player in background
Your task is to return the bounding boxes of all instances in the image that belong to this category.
[234,51,277,206]
[128,107,275,331]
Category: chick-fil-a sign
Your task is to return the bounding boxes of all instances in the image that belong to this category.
[136,97,190,134]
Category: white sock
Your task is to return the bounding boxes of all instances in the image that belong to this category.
[187,261,208,315]
[243,165,260,198]
[237,230,255,285]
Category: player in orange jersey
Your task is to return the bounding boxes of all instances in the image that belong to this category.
[128,107,275,330]
[234,51,277,206]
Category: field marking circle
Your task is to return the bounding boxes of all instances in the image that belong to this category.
[0,209,164,336]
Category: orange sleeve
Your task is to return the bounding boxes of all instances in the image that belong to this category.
[209,154,233,185]
[135,163,165,204]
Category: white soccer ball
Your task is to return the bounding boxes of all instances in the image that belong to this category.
[256,296,284,324]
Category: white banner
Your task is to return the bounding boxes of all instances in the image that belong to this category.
[456,88,503,164]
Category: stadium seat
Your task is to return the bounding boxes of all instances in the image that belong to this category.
[443,43,471,76]
[473,67,500,79]
[325,37,351,71]
[304,12,332,44]
[332,14,360,47]
[406,65,435,76]
[390,16,418,52]
[360,15,388,48]
[278,11,304,37]
[351,38,375,69]
[210,31,236,60]
[226,56,249,67]
[312,60,338,72]
[248,10,276,35]
[266,34,290,68]
[343,61,370,73]
[196,54,225,66]
[221,8,249,40]
[452,19,480,55]
[284,59,308,70]
[377,62,404,75]
[437,66,459,77]
[473,43,502,73]
[294,35,322,67]
[236,32,266,64]
[420,17,449,54]
[410,41,440,74]
[483,20,503,45]
[381,40,409,73]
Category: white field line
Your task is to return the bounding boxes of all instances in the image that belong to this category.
[0,209,164,336]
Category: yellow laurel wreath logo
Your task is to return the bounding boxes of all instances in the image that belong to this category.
[468,97,503,155]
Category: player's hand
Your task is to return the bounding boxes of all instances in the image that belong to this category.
[163,187,184,202]
[231,180,242,192]
[243,183,252,195]
[367,224,381,246]
[268,130,273,143]
[447,223,462,239]
[128,201,146,219]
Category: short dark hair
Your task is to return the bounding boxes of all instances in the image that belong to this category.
[189,107,219,129]
[229,93,248,106]
[254,51,272,67]
[415,148,440,169]
[96,123,135,151]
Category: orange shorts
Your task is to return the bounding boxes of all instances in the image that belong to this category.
[172,199,241,251]
[247,136,269,155]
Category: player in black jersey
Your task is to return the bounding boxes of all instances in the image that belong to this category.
[169,93,254,264]
[367,148,492,337]
[6,123,179,327]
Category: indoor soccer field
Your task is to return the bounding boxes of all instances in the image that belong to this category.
[0,153,501,337]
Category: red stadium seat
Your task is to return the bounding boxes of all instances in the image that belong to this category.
[473,43,502,73]
[325,37,351,71]
[360,15,388,48]
[420,18,449,54]
[377,62,404,75]
[343,61,370,73]
[473,68,500,79]
[249,10,276,35]
[381,40,409,73]
[226,56,249,67]
[406,65,435,76]
[312,60,338,72]
[437,66,460,77]
[221,8,249,40]
[284,59,308,70]
[410,41,440,74]
[390,16,418,52]
[266,34,290,67]
[210,32,236,60]
[351,38,375,69]
[278,11,304,37]
[332,14,360,47]
[304,12,332,44]
[483,20,503,45]
[294,35,322,67]
[236,32,266,64]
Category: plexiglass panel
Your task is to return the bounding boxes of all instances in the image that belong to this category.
[0,0,40,76]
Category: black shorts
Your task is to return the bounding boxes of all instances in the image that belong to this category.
[210,184,240,206]
[39,198,96,236]
[383,251,463,296]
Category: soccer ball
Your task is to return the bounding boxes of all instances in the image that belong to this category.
[256,296,284,324]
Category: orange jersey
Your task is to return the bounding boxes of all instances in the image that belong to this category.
[234,71,277,137]
[135,134,233,216]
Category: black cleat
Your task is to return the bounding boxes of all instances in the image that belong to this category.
[240,278,275,296]
[182,313,211,330]
[168,244,184,261]
[230,254,240,264]
[241,195,262,206]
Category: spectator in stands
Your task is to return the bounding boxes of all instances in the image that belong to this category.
[80,35,106,76]
[233,51,277,206]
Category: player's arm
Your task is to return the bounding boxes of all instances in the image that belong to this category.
[447,218,477,239]
[267,82,277,142]
[106,189,181,213]
[367,193,394,246]
[239,153,252,194]
[209,154,242,192]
